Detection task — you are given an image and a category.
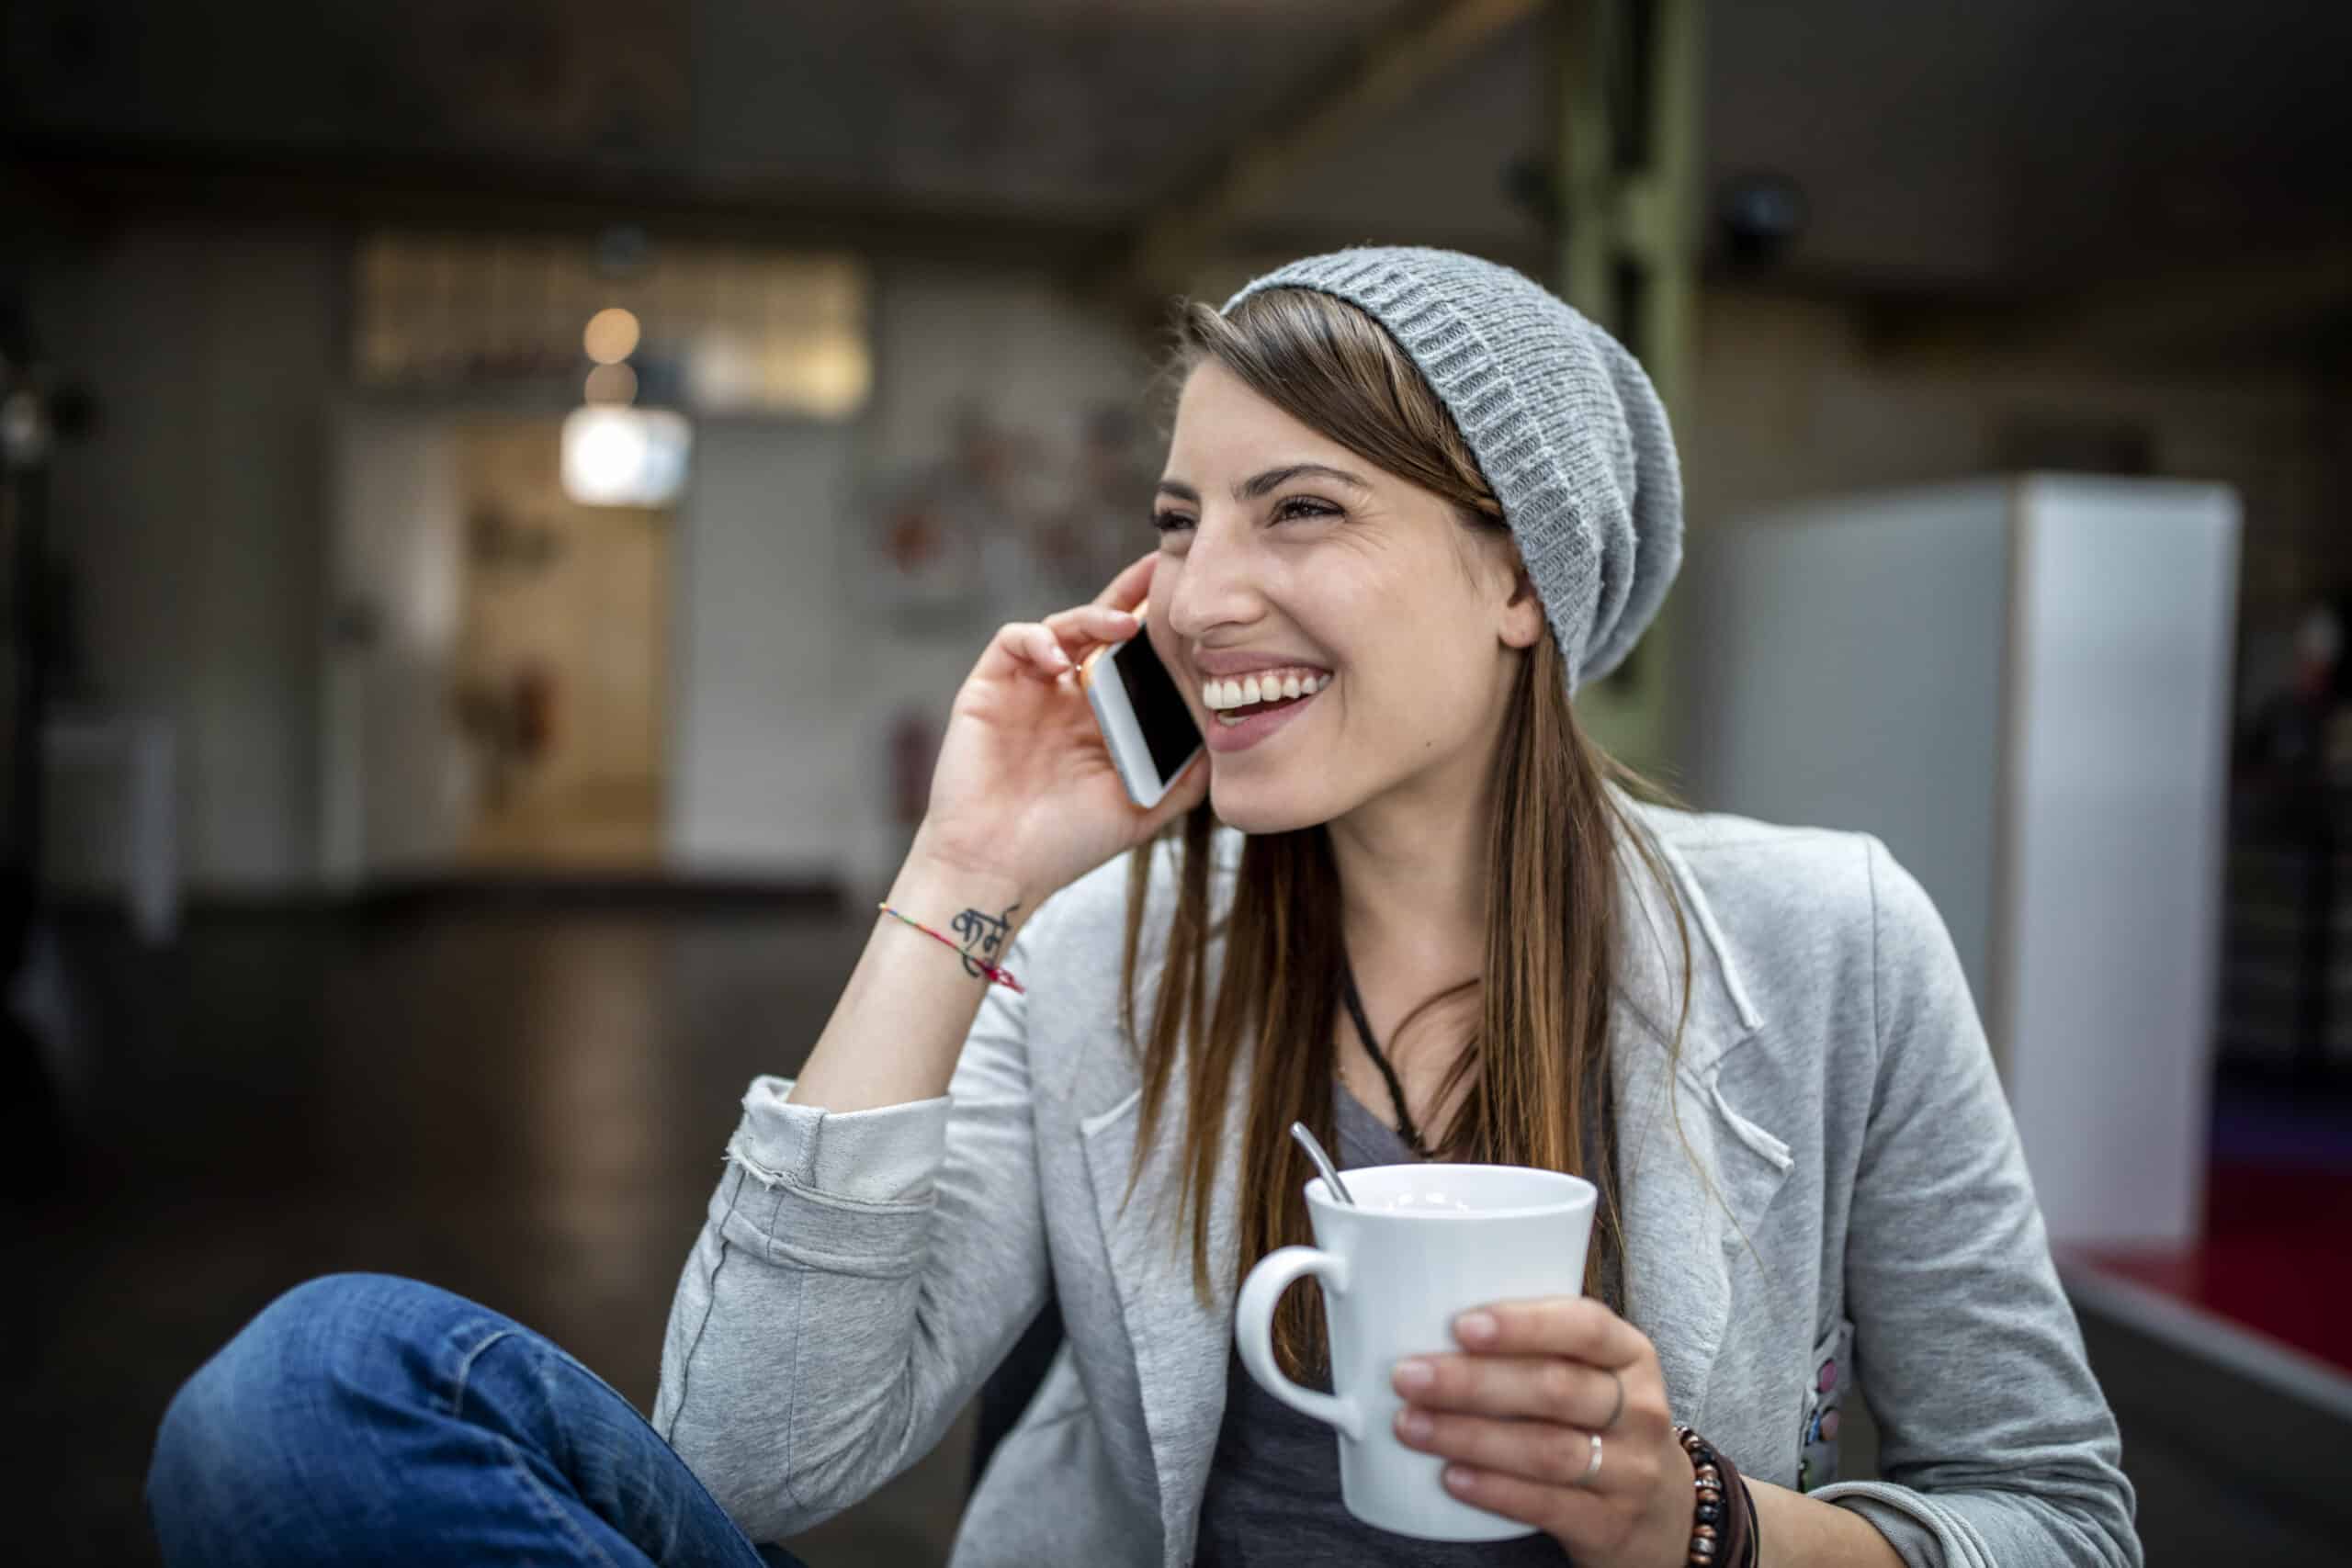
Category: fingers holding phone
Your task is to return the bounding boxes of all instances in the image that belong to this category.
[914,559,1206,903]
[960,551,1157,688]
[1042,603,1149,667]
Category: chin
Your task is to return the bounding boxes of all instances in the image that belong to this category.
[1207,768,1341,836]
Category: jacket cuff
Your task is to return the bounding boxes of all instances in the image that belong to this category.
[1807,1481,1998,1568]
[724,1074,951,1205]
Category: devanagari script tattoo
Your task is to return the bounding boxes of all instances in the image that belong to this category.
[950,902,1021,980]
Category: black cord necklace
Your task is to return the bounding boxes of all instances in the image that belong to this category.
[1339,958,1434,1160]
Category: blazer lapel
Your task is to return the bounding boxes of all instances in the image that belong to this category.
[1607,815,1791,1433]
[1080,1037,1247,1568]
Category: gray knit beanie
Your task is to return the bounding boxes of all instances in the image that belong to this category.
[1219,246,1682,693]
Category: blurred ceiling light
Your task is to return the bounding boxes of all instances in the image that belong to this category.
[561,406,691,508]
[584,362,639,406]
[583,307,642,365]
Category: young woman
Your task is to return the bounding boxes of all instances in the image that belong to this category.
[148,247,2141,1568]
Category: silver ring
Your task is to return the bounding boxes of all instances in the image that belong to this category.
[1576,1430,1604,1486]
[1600,1369,1625,1430]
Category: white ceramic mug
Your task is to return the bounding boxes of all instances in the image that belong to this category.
[1234,1163,1598,1541]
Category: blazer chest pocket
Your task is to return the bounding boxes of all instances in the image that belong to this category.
[1797,1317,1851,1494]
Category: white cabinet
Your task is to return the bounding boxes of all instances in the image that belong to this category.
[1679,476,2240,1249]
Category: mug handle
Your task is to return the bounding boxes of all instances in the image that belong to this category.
[1234,1246,1363,1440]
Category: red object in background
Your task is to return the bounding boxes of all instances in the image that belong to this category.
[2075,1161,2352,1377]
[514,662,557,761]
[886,504,944,572]
[892,708,938,828]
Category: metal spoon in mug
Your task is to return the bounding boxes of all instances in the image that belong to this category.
[1289,1121,1356,1206]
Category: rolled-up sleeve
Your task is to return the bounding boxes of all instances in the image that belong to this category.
[726,1076,951,1205]
[1807,836,2143,1567]
[651,907,1055,1544]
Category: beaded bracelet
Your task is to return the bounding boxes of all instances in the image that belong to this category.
[1671,1424,1758,1567]
[876,902,1025,993]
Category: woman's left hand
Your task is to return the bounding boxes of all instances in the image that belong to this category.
[1390,1295,1695,1568]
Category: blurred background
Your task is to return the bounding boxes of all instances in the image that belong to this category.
[4,1,2348,1562]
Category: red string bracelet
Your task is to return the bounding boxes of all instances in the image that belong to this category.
[876,902,1025,994]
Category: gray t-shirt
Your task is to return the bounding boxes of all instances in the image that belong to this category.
[1191,1087,1573,1566]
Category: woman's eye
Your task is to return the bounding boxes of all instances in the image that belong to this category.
[1151,498,1335,535]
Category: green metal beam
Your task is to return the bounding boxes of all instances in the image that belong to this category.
[1551,0,1704,780]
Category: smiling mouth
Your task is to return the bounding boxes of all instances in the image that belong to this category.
[1197,679,1331,754]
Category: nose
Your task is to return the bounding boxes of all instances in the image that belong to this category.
[1159,516,1265,649]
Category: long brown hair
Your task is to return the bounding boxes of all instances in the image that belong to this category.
[1118,288,1690,1380]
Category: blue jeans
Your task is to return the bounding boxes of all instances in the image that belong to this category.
[146,1272,808,1567]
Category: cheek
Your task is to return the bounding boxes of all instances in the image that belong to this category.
[1351,646,1447,720]
[1346,644,1493,761]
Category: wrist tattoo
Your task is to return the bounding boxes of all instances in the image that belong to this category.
[949,902,1020,981]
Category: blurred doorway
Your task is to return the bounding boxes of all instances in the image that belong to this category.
[449,418,670,871]
[322,405,468,886]
[322,409,671,885]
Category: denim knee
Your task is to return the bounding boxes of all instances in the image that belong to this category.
[148,1272,459,1544]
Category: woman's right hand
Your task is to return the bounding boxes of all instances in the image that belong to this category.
[909,550,1210,907]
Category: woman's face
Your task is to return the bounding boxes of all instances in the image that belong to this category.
[1148,360,1544,834]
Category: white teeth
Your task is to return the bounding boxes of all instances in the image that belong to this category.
[1200,671,1332,710]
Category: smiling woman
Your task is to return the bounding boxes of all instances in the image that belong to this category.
[1130,276,1649,1375]
[147,248,2143,1568]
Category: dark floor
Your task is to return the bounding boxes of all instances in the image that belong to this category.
[6,901,970,1566]
[7,900,2349,1565]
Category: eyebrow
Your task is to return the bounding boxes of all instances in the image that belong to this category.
[1155,462,1372,505]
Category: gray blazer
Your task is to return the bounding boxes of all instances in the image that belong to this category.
[654,799,2142,1567]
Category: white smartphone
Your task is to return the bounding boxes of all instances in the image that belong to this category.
[1080,603,1204,809]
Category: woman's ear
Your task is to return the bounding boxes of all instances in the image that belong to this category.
[1499,565,1545,650]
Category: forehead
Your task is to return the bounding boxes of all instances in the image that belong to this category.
[1164,360,1355,474]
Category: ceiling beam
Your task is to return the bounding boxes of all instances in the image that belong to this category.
[5,136,1126,267]
[1863,243,2352,367]
[1105,0,1547,307]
